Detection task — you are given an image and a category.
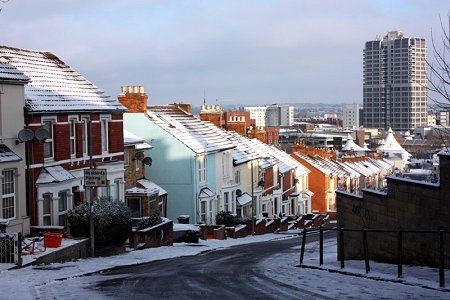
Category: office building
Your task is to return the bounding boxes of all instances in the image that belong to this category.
[363,31,427,131]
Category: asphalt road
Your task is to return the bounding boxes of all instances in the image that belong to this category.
[82,231,335,300]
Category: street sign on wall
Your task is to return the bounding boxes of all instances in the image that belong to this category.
[84,169,107,187]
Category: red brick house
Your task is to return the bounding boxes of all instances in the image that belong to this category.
[0,46,126,227]
[123,128,167,218]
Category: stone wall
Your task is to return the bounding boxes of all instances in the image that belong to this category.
[336,153,450,267]
[30,238,90,266]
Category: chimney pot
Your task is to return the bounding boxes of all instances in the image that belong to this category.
[139,86,145,94]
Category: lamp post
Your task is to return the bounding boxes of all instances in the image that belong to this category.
[251,159,255,235]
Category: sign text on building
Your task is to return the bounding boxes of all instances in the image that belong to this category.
[84,169,107,187]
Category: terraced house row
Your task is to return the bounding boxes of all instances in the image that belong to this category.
[0,45,396,237]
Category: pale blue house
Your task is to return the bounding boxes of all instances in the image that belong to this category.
[121,93,235,224]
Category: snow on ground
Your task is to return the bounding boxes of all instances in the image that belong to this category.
[0,231,449,299]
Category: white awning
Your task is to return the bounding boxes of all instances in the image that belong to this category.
[199,187,216,199]
[236,193,252,206]
[36,165,75,184]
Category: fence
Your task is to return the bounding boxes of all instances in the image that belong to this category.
[0,232,21,265]
[299,226,449,288]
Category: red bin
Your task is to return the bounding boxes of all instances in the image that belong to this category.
[44,232,63,248]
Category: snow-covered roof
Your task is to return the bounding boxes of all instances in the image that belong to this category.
[124,130,152,150]
[36,165,75,184]
[137,179,167,196]
[0,57,29,82]
[292,153,347,177]
[199,187,215,198]
[227,132,262,165]
[147,105,235,154]
[0,145,22,163]
[0,46,126,113]
[126,179,162,196]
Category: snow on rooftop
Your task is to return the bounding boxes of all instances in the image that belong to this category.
[147,105,235,154]
[0,57,29,81]
[0,145,22,163]
[0,46,125,113]
[35,165,75,184]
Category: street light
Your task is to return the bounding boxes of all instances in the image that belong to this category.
[251,159,255,235]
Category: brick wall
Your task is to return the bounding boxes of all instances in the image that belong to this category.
[118,86,148,113]
[336,154,450,267]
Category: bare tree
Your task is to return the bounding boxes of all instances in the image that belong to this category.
[427,12,450,149]
[0,0,10,13]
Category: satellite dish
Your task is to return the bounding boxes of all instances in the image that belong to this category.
[35,128,50,141]
[143,157,152,166]
[17,128,34,143]
[134,152,145,160]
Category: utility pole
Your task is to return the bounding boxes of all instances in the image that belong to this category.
[251,159,255,235]
[88,118,95,257]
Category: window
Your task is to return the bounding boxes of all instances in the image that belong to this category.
[124,148,130,166]
[42,119,54,160]
[200,200,207,223]
[126,197,141,218]
[69,117,77,157]
[43,193,52,225]
[58,191,68,227]
[149,199,157,215]
[81,117,89,157]
[222,152,230,178]
[235,170,241,184]
[135,153,141,171]
[224,192,230,212]
[198,155,206,184]
[100,117,109,153]
[1,169,15,219]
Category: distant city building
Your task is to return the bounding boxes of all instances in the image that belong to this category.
[438,110,449,126]
[342,103,361,129]
[265,104,294,127]
[243,106,267,127]
[427,114,436,126]
[363,31,427,131]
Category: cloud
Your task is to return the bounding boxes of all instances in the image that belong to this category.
[0,0,448,105]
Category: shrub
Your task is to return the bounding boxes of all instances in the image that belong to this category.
[136,214,163,230]
[67,199,132,247]
[216,211,239,227]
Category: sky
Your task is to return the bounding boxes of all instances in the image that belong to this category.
[1,232,449,299]
[0,0,448,106]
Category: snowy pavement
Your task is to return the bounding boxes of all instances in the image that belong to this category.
[0,231,449,299]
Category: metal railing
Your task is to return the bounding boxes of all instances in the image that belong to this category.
[299,226,449,288]
[0,232,21,265]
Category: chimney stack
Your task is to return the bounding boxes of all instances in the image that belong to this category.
[118,85,148,113]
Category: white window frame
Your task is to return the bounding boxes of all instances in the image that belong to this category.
[58,190,69,227]
[200,200,207,223]
[1,169,16,220]
[235,170,241,184]
[81,116,89,157]
[224,192,230,212]
[43,193,52,226]
[42,117,55,161]
[135,152,141,171]
[69,116,78,158]
[100,115,110,154]
[198,155,207,184]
